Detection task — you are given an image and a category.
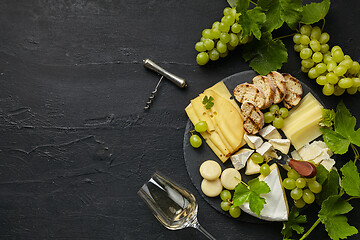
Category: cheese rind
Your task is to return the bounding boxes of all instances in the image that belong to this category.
[269,139,291,154]
[244,134,263,149]
[245,158,260,175]
[259,125,282,140]
[230,148,254,170]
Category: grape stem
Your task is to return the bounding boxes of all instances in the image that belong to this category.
[299,218,321,240]
[350,143,359,164]
[274,33,296,40]
[241,180,249,188]
[250,0,257,6]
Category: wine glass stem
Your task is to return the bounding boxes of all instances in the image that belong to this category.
[191,219,216,240]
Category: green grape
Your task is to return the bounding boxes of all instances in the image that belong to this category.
[239,35,249,44]
[202,29,212,39]
[296,178,307,189]
[209,49,220,61]
[301,59,315,68]
[210,28,221,39]
[200,37,206,42]
[219,22,230,32]
[196,52,209,65]
[320,44,330,54]
[229,33,239,47]
[323,51,331,59]
[190,134,202,148]
[308,180,322,193]
[294,44,302,52]
[344,54,352,60]
[347,87,358,95]
[300,25,312,36]
[348,61,360,75]
[326,72,339,84]
[264,112,275,123]
[300,48,313,59]
[301,66,310,73]
[294,198,306,208]
[310,26,322,40]
[223,7,231,16]
[224,15,235,25]
[352,77,360,88]
[273,116,284,129]
[279,108,289,118]
[316,76,327,85]
[229,205,241,218]
[195,42,206,52]
[315,63,327,74]
[221,201,231,211]
[299,35,310,45]
[217,41,228,53]
[260,163,270,176]
[231,23,242,33]
[251,152,264,164]
[220,190,232,201]
[305,176,316,183]
[334,65,347,76]
[229,8,237,18]
[331,45,342,55]
[332,49,345,63]
[319,32,330,44]
[327,60,337,72]
[195,121,208,133]
[323,55,333,64]
[219,50,228,58]
[309,40,321,52]
[334,84,346,96]
[312,52,323,63]
[308,68,319,79]
[203,39,215,51]
[220,32,230,43]
[322,83,335,96]
[227,44,236,51]
[302,189,315,204]
[339,59,353,69]
[288,169,301,180]
[290,188,303,200]
[212,21,220,29]
[269,104,279,113]
[293,34,302,44]
[283,178,296,190]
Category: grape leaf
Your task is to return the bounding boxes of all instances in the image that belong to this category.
[236,0,249,14]
[341,161,360,197]
[316,169,340,206]
[227,0,238,8]
[242,32,288,75]
[301,0,331,24]
[319,195,358,240]
[279,0,303,30]
[319,108,335,127]
[316,164,329,185]
[232,178,270,217]
[321,101,360,154]
[281,207,307,239]
[238,7,266,40]
[258,0,284,33]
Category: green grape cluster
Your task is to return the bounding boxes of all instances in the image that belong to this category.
[282,168,322,208]
[293,25,360,96]
[195,7,251,65]
[250,152,271,176]
[189,121,208,148]
[264,104,289,129]
[219,189,241,218]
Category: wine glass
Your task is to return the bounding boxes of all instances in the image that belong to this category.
[138,172,216,240]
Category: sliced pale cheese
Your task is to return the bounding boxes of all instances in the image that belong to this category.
[199,160,222,181]
[297,141,335,170]
[245,158,260,175]
[269,139,291,154]
[230,148,254,170]
[185,104,228,162]
[190,96,216,132]
[244,134,263,149]
[291,150,301,160]
[220,168,241,190]
[286,93,321,120]
[320,158,336,171]
[204,89,244,150]
[259,125,282,140]
[209,81,241,113]
[282,106,323,134]
[241,164,289,221]
[201,178,223,197]
[257,142,277,161]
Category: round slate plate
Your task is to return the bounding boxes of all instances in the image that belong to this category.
[183,70,326,223]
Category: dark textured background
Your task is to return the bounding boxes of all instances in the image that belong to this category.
[0,0,359,239]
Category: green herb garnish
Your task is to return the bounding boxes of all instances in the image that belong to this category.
[202,95,214,110]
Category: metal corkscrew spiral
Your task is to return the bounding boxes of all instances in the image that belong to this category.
[143,59,187,110]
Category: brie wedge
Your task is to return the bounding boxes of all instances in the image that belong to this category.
[244,134,263,149]
[259,125,282,140]
[245,158,260,175]
[230,148,254,170]
[240,164,289,221]
[269,139,291,154]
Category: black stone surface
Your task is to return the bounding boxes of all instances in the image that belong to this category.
[0,1,359,240]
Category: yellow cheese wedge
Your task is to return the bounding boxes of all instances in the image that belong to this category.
[204,89,244,151]
[282,106,322,134]
[286,118,323,150]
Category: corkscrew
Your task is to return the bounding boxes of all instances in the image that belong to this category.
[143,59,187,110]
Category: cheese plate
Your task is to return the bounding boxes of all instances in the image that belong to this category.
[183,70,328,223]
